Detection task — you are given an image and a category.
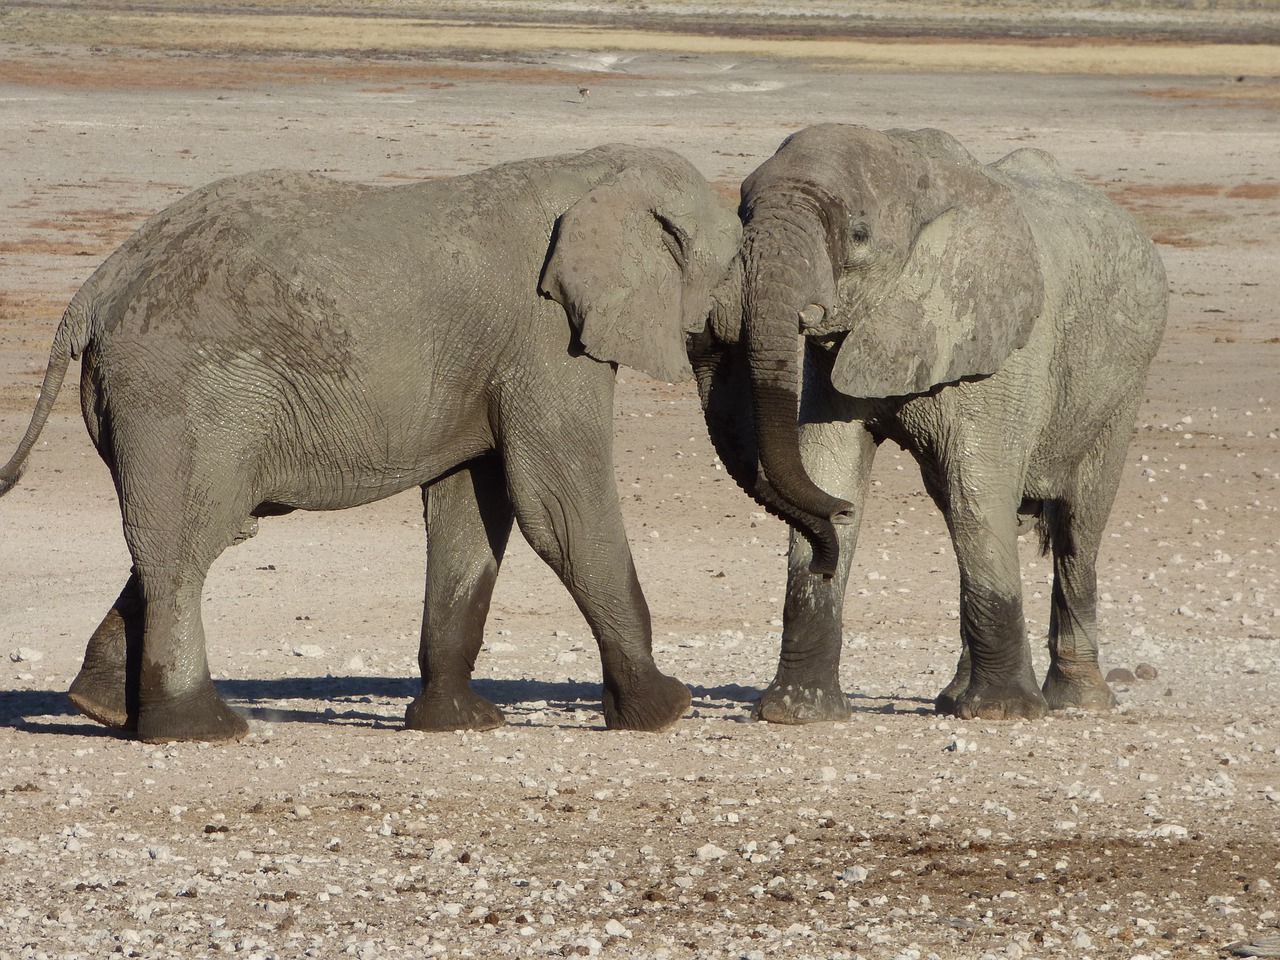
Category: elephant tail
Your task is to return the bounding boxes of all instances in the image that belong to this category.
[0,298,93,497]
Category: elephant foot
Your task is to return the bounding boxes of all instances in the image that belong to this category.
[603,671,690,732]
[68,668,133,731]
[934,661,972,716]
[942,680,1048,721]
[404,686,505,732]
[753,675,851,724]
[68,613,134,730]
[67,580,144,731]
[1042,663,1117,712]
[138,685,249,743]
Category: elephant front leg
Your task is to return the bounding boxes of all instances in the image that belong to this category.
[938,486,1048,721]
[406,458,514,733]
[757,419,875,724]
[67,570,144,730]
[756,535,854,724]
[503,419,689,732]
[933,642,972,715]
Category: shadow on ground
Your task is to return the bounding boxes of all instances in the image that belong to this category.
[2,677,934,735]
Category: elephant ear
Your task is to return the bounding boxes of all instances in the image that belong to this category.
[831,185,1044,399]
[540,165,738,383]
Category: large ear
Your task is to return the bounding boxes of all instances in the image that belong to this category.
[831,182,1044,399]
[540,164,740,383]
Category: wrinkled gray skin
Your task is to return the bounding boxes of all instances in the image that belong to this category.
[694,124,1168,723]
[0,144,740,743]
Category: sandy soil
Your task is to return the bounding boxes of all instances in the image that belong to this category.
[1,3,1278,958]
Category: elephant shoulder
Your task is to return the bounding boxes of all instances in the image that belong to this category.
[990,150,1149,240]
[891,127,976,167]
[986,150,1110,226]
[990,148,1063,181]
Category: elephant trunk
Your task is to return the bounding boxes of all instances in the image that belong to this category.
[689,326,760,500]
[740,222,854,575]
[691,259,770,508]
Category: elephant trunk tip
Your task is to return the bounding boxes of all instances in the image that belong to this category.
[806,520,841,578]
[808,497,854,577]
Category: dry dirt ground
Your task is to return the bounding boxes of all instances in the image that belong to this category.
[1,3,1279,959]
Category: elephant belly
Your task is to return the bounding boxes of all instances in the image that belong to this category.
[255,387,494,513]
[141,345,498,514]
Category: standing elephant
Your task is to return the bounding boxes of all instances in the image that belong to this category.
[0,144,739,743]
[693,124,1167,723]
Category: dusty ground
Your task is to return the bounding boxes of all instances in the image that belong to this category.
[1,3,1279,958]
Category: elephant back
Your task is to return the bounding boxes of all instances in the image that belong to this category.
[988,148,1168,447]
[988,149,1167,343]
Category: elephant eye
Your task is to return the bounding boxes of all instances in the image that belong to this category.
[843,219,874,269]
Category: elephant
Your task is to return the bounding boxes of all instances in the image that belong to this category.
[0,144,740,743]
[692,123,1168,723]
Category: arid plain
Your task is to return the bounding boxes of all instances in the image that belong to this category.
[1,3,1278,958]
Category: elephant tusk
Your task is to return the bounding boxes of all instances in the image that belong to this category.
[798,302,828,330]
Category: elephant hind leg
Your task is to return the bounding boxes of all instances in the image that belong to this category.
[1040,498,1117,711]
[67,570,144,730]
[67,513,266,733]
[406,458,514,733]
[1041,405,1138,711]
[114,442,255,743]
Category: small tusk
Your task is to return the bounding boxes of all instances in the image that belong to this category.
[798,303,827,329]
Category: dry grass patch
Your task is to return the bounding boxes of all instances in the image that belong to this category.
[1143,78,1280,105]
[0,50,623,92]
[1226,183,1280,201]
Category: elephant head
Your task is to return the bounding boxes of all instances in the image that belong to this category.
[720,124,1044,571]
[539,149,742,384]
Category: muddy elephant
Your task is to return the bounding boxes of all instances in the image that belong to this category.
[694,124,1167,723]
[0,144,739,743]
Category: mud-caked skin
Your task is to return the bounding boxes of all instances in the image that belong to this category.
[1,145,735,742]
[692,124,1168,722]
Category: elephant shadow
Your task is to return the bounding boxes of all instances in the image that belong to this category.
[2,678,934,735]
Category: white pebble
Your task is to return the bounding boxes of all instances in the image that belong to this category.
[838,865,869,883]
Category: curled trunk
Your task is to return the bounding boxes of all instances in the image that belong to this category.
[693,239,852,576]
[740,224,853,575]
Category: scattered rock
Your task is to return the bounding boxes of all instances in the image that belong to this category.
[1228,934,1280,958]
